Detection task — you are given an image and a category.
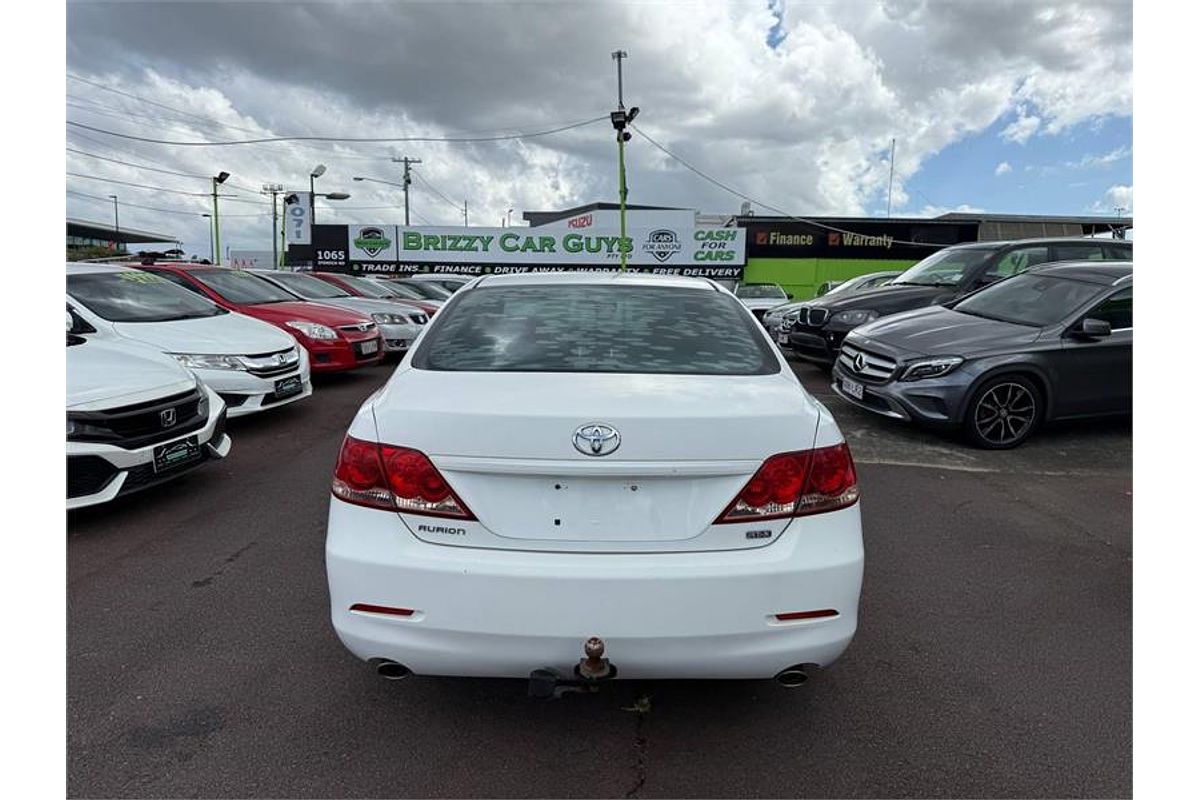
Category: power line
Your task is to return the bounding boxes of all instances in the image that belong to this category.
[631,123,942,248]
[67,171,270,206]
[67,73,266,135]
[66,116,609,147]
[66,147,209,179]
[412,171,461,210]
[67,189,265,218]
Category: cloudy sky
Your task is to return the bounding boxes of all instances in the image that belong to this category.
[65,0,1132,258]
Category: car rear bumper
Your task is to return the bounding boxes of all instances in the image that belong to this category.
[326,498,864,679]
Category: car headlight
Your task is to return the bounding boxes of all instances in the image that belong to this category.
[900,356,964,381]
[371,312,407,325]
[66,414,108,440]
[285,321,338,340]
[170,353,246,371]
[830,309,880,327]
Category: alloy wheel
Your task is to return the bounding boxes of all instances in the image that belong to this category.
[973,382,1037,446]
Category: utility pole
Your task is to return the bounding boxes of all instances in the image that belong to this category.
[463,199,469,227]
[1113,206,1128,240]
[610,50,637,272]
[262,183,283,268]
[391,156,421,225]
[886,138,896,218]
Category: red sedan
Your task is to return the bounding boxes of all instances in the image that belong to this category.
[307,272,441,317]
[140,264,384,372]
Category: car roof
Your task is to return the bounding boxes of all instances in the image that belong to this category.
[1026,260,1133,284]
[948,237,1133,251]
[66,262,141,275]
[474,272,719,290]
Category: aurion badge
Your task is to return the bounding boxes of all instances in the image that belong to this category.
[573,423,621,457]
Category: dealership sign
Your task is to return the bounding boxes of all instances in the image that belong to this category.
[307,224,746,278]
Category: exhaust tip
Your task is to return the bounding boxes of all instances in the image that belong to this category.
[775,665,813,688]
[373,659,411,680]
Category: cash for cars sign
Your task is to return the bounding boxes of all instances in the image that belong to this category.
[310,224,746,279]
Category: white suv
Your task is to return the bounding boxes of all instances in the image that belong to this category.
[67,263,312,417]
[326,273,863,688]
[68,313,231,509]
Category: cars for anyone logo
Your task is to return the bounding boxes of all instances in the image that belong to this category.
[644,229,682,262]
[353,227,392,257]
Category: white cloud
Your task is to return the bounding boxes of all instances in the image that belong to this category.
[917,203,987,217]
[1068,145,1132,169]
[63,1,1133,254]
[1094,184,1133,213]
[1001,107,1042,144]
[995,161,1012,176]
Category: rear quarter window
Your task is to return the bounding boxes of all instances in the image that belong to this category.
[412,284,780,375]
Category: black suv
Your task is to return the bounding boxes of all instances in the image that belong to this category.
[786,237,1132,364]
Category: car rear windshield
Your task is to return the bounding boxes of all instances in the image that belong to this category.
[954,273,1104,327]
[892,246,999,287]
[192,269,297,304]
[266,271,350,299]
[736,284,786,299]
[414,285,779,374]
[68,271,227,322]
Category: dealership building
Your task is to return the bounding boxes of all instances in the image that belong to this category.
[286,203,1130,300]
[66,218,177,256]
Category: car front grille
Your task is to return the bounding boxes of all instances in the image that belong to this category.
[794,306,829,327]
[241,347,301,377]
[837,342,898,383]
[67,455,118,498]
[338,322,377,334]
[68,388,207,449]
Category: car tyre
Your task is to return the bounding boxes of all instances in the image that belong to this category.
[962,374,1043,449]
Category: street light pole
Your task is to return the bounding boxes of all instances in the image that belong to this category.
[108,194,120,252]
[610,50,637,272]
[201,213,214,262]
[262,183,283,268]
[211,171,230,265]
[309,164,326,223]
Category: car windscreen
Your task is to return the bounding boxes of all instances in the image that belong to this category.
[735,284,785,299]
[191,269,298,304]
[335,274,392,298]
[397,281,451,299]
[953,274,1104,327]
[265,271,350,299]
[413,285,779,375]
[892,247,998,287]
[68,271,227,322]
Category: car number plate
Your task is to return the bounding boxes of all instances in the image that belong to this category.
[274,375,303,399]
[153,436,201,473]
[359,339,379,355]
[841,377,864,400]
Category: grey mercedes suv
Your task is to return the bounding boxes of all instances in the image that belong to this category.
[831,261,1132,448]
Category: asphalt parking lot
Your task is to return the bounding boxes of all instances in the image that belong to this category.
[67,357,1131,798]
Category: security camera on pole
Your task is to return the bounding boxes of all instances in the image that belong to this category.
[610,50,638,273]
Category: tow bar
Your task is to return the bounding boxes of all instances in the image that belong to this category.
[528,636,619,699]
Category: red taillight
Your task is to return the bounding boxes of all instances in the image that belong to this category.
[332,435,475,519]
[716,443,858,524]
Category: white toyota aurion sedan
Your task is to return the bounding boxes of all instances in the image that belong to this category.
[326,273,863,689]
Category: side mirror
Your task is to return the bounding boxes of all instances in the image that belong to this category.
[1071,318,1112,339]
[786,293,794,300]
[66,311,74,333]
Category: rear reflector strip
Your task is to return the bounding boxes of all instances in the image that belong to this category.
[774,609,838,621]
[349,603,415,617]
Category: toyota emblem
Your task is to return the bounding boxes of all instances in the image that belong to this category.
[573,423,621,457]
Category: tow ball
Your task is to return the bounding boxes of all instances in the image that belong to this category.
[528,636,619,699]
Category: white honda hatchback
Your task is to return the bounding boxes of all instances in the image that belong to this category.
[326,273,863,688]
